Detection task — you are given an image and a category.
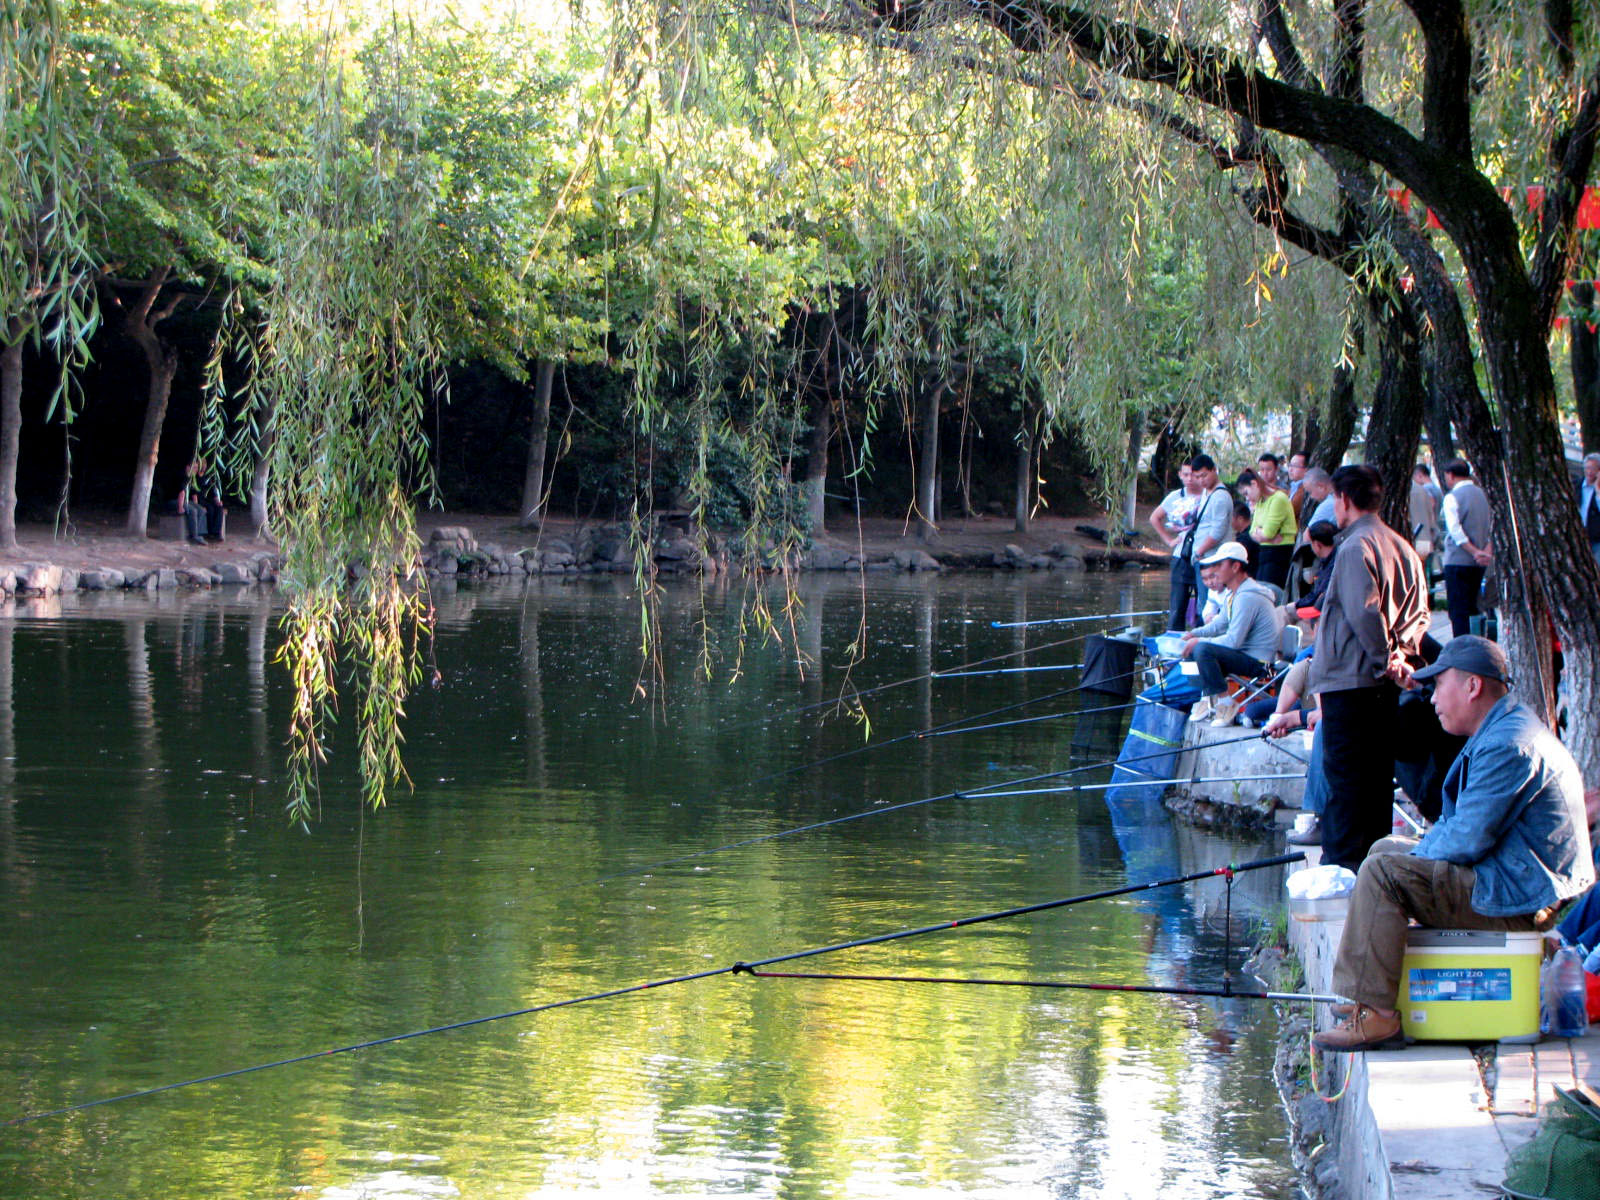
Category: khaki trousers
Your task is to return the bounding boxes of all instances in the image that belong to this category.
[1330,837,1556,1011]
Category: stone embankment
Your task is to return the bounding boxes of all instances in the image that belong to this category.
[0,554,278,597]
[3,522,1163,598]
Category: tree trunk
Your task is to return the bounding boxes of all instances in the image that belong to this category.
[804,390,831,535]
[1313,355,1358,474]
[519,358,556,528]
[250,393,276,538]
[1013,420,1032,534]
[1422,351,1456,463]
[0,320,25,551]
[1571,283,1600,453]
[916,379,943,541]
[126,338,178,537]
[1361,291,1426,536]
[119,270,181,538]
[1120,408,1142,530]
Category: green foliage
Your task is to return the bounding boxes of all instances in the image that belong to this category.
[1,0,97,403]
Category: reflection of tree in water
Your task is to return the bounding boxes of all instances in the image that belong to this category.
[1103,781,1278,1054]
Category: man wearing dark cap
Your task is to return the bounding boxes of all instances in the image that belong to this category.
[1315,636,1593,1052]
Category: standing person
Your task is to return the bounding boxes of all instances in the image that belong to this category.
[1579,452,1600,566]
[1413,462,1443,517]
[1286,451,1309,515]
[1230,499,1262,577]
[1410,463,1441,575]
[1313,636,1592,1052]
[1256,452,1283,495]
[1152,462,1203,632]
[1240,469,1295,589]
[1440,459,1493,638]
[1171,454,1234,631]
[1308,465,1431,872]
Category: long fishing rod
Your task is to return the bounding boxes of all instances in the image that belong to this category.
[714,626,1111,735]
[592,696,1249,884]
[990,608,1165,630]
[741,971,1344,1005]
[729,851,1306,973]
[919,697,1140,739]
[931,662,1084,679]
[5,853,1309,1128]
[976,773,1306,799]
[736,682,1089,792]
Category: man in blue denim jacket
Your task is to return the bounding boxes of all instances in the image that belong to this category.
[1315,636,1594,1052]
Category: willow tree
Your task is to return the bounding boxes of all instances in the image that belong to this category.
[621,0,1598,773]
[241,11,449,821]
[0,0,96,549]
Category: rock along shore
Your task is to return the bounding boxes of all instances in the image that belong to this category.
[1,512,1168,599]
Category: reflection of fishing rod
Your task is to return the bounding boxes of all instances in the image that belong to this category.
[4,854,1316,1128]
[990,609,1165,630]
[741,971,1343,1005]
[594,726,1271,884]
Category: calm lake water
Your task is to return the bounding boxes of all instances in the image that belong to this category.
[0,571,1295,1199]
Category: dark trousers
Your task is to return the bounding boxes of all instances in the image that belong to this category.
[1167,556,1196,631]
[1191,642,1266,696]
[1257,544,1292,591]
[1443,563,1485,637]
[1318,683,1400,872]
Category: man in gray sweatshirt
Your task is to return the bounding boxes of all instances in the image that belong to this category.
[1441,458,1493,637]
[1182,541,1283,726]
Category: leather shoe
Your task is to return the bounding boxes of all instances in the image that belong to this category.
[1313,1005,1404,1053]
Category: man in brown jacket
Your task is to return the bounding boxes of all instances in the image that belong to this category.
[1308,464,1431,871]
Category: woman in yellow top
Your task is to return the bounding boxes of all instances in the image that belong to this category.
[1239,468,1295,589]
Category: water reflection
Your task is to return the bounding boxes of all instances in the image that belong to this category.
[0,574,1293,1199]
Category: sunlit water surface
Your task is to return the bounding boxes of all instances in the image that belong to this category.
[0,571,1296,1199]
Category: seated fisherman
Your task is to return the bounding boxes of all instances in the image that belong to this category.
[1315,636,1594,1052]
[1181,541,1283,727]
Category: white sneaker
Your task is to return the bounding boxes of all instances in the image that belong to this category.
[1210,697,1240,727]
[1188,697,1215,723]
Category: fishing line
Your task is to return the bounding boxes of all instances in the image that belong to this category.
[5,855,1309,1128]
[592,681,1215,884]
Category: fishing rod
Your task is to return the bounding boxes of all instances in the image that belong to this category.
[5,853,1311,1128]
[956,730,1270,796]
[974,773,1307,799]
[714,627,1107,735]
[931,662,1084,679]
[740,971,1344,1005]
[592,706,1256,884]
[990,608,1166,630]
[737,680,1101,792]
[918,697,1140,738]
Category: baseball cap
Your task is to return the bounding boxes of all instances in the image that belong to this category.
[1411,635,1512,686]
[1196,541,1249,567]
[1295,605,1321,621]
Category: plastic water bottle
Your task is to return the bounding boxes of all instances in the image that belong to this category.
[1541,942,1590,1037]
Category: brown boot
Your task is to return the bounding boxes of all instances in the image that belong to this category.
[1313,1005,1404,1053]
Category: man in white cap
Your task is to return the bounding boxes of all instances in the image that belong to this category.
[1314,635,1593,1052]
[1181,541,1283,726]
